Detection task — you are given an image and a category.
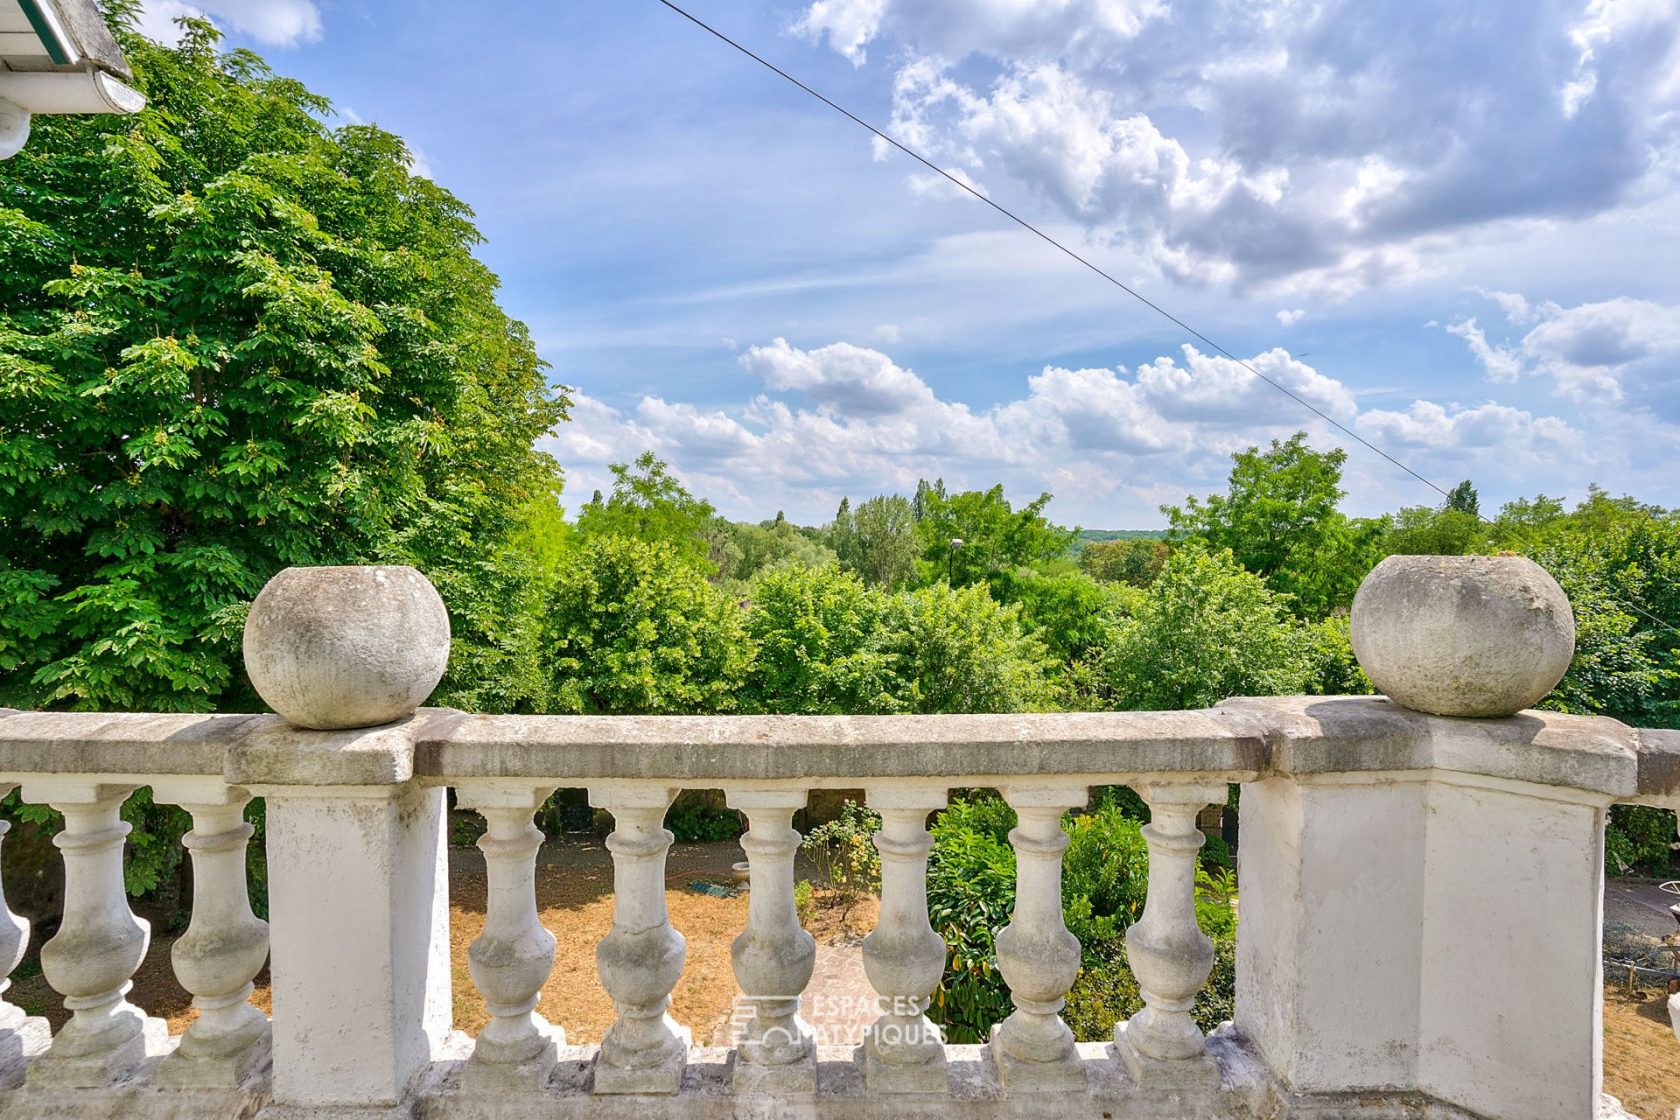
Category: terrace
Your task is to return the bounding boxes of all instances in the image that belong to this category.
[0,559,1675,1120]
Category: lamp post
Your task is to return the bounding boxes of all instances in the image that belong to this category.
[947,538,963,584]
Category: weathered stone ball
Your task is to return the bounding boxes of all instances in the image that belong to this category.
[243,565,450,730]
[1350,555,1574,718]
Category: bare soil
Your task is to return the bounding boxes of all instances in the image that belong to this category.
[1602,981,1680,1120]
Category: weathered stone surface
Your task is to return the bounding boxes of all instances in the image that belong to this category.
[243,565,450,730]
[1350,554,1574,718]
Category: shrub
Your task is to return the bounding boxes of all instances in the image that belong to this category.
[793,878,815,922]
[801,801,881,914]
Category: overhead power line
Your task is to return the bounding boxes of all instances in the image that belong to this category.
[651,0,1680,642]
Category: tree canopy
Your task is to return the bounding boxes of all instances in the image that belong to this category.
[0,15,566,712]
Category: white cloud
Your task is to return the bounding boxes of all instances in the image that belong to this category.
[1445,318,1524,383]
[1444,292,1680,403]
[548,337,1599,525]
[139,0,322,46]
[797,0,1680,294]
[1276,308,1305,327]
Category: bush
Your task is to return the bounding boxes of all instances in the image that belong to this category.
[793,878,815,922]
[665,795,744,842]
[801,801,881,914]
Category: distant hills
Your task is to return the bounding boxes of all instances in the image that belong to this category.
[1076,529,1168,542]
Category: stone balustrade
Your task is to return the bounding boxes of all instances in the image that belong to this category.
[0,562,1671,1120]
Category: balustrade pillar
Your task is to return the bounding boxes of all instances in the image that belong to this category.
[0,788,49,1070]
[21,779,166,1087]
[455,782,564,1091]
[859,784,948,1093]
[725,788,815,1094]
[989,783,1088,1091]
[1113,781,1225,1089]
[151,778,271,1088]
[591,783,689,1095]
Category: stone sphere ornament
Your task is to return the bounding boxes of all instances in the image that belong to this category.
[1350,554,1575,718]
[243,565,451,730]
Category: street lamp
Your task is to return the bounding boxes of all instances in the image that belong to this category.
[947,538,963,584]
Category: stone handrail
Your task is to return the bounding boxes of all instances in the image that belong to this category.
[0,559,1672,1120]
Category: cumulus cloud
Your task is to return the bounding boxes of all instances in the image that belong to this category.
[1443,291,1680,403]
[1277,309,1305,327]
[139,0,322,46]
[795,0,1680,293]
[547,337,1598,524]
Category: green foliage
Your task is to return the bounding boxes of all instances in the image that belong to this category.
[575,453,714,566]
[1099,545,1317,710]
[927,803,1018,1042]
[543,535,751,714]
[0,20,566,713]
[1164,433,1380,617]
[741,563,899,714]
[1080,537,1170,586]
[801,801,881,911]
[829,494,918,589]
[793,878,815,922]
[912,480,1073,588]
[1603,805,1677,875]
[711,515,836,586]
[1000,569,1134,669]
[664,797,743,843]
[876,582,1053,713]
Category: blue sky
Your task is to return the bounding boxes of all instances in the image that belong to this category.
[138,0,1680,527]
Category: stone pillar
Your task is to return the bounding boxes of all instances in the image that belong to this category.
[0,788,49,1070]
[150,778,271,1088]
[725,788,816,1094]
[591,783,689,1095]
[1113,781,1225,1089]
[989,782,1087,1091]
[454,782,564,1091]
[859,784,948,1093]
[21,778,166,1087]
[233,564,454,1116]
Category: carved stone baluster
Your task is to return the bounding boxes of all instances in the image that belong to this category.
[151,779,271,1088]
[22,779,166,1087]
[455,782,564,1091]
[591,783,689,1094]
[859,784,948,1093]
[989,783,1088,1091]
[1113,781,1226,1089]
[0,787,50,1068]
[725,788,815,1094]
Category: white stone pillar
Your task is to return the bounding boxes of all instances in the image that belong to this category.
[234,563,455,1116]
[1113,781,1225,1089]
[150,778,270,1088]
[454,782,564,1092]
[0,787,49,1066]
[259,782,451,1112]
[590,783,689,1095]
[725,788,816,1094]
[989,783,1087,1091]
[21,779,166,1087]
[860,784,948,1093]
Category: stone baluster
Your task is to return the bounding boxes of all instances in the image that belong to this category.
[0,788,49,1068]
[21,779,166,1087]
[1113,781,1226,1088]
[725,788,816,1094]
[989,783,1088,1091]
[455,782,564,1091]
[591,783,689,1094]
[859,784,948,1093]
[150,778,271,1088]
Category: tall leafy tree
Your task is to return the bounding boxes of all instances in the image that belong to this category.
[0,14,566,712]
[1163,433,1380,617]
[575,452,715,565]
[914,483,1072,588]
[832,494,918,588]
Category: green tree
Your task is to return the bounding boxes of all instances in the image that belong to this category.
[1380,505,1485,556]
[543,536,751,714]
[710,516,836,586]
[575,452,714,565]
[876,582,1052,712]
[1446,479,1480,517]
[1099,545,1315,710]
[1080,538,1169,586]
[741,563,897,714]
[914,483,1072,588]
[833,494,918,589]
[0,15,566,713]
[1163,433,1380,617]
